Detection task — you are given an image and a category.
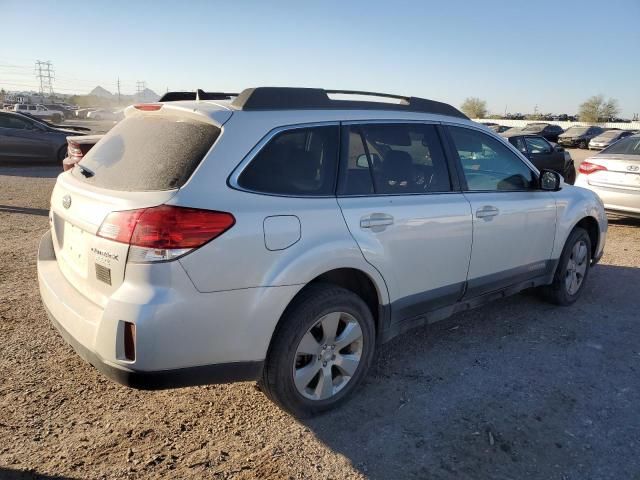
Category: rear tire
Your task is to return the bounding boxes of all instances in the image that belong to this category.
[541,227,591,306]
[57,146,67,163]
[579,140,588,149]
[564,163,576,185]
[260,284,375,417]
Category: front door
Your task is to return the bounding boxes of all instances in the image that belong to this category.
[337,122,473,322]
[446,125,557,297]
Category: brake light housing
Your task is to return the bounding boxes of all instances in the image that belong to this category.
[97,205,235,262]
[133,103,163,111]
[579,161,607,175]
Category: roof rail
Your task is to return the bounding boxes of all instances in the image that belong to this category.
[230,87,468,119]
[158,90,239,102]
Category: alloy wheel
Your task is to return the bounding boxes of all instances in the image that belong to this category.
[292,311,363,401]
[565,239,588,295]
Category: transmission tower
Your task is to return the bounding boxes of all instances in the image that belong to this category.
[35,60,54,96]
[136,80,147,96]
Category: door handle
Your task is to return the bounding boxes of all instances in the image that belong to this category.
[360,213,394,229]
[475,206,499,219]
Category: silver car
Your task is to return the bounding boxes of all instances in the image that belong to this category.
[576,134,640,218]
[38,87,607,416]
[588,129,635,150]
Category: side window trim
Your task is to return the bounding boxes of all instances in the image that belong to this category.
[442,123,540,193]
[337,121,458,197]
[228,121,341,198]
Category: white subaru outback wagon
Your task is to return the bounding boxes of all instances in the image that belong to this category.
[38,87,607,417]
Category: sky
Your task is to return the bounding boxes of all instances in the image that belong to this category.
[2,0,639,117]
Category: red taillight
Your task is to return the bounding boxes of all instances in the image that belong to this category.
[134,103,162,111]
[579,161,607,175]
[67,141,83,159]
[97,205,235,249]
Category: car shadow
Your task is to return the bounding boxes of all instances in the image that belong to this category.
[0,205,49,217]
[0,468,78,480]
[299,264,640,479]
[608,216,640,227]
[0,165,62,178]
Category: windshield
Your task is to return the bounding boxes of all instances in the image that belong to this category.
[72,115,220,191]
[563,127,588,136]
[600,136,640,156]
[523,124,545,132]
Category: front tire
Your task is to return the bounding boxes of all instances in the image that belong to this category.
[260,284,376,417]
[541,227,591,306]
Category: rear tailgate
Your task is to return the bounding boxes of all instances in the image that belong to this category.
[50,103,231,307]
[50,174,177,307]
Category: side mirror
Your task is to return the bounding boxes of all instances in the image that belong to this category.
[356,154,369,169]
[540,169,562,191]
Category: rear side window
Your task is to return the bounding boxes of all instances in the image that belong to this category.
[72,116,220,191]
[339,123,451,195]
[237,125,339,196]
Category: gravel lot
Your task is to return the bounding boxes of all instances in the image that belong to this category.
[1,161,639,480]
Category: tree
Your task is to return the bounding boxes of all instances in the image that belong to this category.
[460,97,488,118]
[578,95,620,123]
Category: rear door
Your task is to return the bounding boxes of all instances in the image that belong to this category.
[337,122,472,322]
[445,125,556,297]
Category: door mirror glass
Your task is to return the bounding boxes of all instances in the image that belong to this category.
[356,154,369,169]
[540,169,561,191]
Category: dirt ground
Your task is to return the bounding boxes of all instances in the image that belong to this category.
[1,162,639,480]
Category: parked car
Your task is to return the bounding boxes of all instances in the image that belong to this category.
[38,87,607,417]
[13,111,91,132]
[482,123,511,133]
[86,109,124,121]
[12,104,64,123]
[520,123,564,142]
[558,126,604,149]
[0,111,85,163]
[42,104,74,119]
[501,132,576,184]
[575,134,640,218]
[75,108,98,119]
[588,129,635,150]
[62,134,103,171]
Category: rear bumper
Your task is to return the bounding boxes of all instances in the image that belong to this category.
[44,303,263,389]
[37,230,298,389]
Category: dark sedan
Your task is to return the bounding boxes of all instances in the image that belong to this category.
[519,122,564,142]
[558,125,604,149]
[0,111,85,163]
[501,132,576,184]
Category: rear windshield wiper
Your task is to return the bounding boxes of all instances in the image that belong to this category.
[77,165,95,178]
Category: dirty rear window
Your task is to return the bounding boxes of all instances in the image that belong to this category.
[72,116,220,191]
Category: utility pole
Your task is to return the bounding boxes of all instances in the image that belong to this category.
[117,77,121,103]
[34,60,54,97]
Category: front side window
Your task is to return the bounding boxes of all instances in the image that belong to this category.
[339,123,451,195]
[525,136,552,154]
[238,125,339,196]
[0,114,29,130]
[449,126,535,191]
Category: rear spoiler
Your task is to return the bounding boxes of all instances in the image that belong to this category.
[159,90,239,102]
